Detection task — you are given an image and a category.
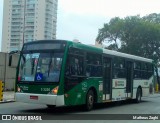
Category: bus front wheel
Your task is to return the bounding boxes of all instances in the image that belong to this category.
[85,90,94,111]
[46,105,56,109]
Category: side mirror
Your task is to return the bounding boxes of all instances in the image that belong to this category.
[8,50,20,66]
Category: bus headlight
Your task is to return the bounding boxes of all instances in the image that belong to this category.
[51,86,59,95]
[17,86,21,92]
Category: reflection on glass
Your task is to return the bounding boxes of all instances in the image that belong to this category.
[19,53,63,82]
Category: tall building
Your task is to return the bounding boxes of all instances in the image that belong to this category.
[1,0,58,52]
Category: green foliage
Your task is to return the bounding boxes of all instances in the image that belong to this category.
[143,13,160,23]
[96,13,160,63]
[96,17,124,50]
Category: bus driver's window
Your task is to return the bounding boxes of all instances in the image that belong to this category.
[65,56,83,76]
[47,62,60,82]
[72,58,80,75]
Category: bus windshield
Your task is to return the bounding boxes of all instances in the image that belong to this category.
[18,52,63,83]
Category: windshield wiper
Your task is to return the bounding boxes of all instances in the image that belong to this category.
[48,58,52,77]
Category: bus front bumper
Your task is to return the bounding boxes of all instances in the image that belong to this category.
[15,93,65,106]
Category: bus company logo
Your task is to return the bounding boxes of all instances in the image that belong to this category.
[2,115,11,120]
[115,81,118,87]
[82,82,87,91]
[20,86,29,91]
[115,81,124,87]
[144,82,148,85]
[82,82,87,88]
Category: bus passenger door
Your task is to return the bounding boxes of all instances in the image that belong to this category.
[103,57,112,100]
[126,61,133,98]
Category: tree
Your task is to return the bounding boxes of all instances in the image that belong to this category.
[143,13,160,23]
[120,16,144,56]
[120,16,160,59]
[96,17,124,50]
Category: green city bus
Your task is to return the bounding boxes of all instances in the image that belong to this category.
[14,40,154,111]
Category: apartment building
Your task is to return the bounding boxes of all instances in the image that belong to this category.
[1,0,58,52]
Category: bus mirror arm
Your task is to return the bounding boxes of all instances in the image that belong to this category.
[9,50,21,66]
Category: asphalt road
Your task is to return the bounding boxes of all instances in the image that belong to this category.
[0,94,160,123]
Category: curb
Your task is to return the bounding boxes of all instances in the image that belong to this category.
[148,94,160,98]
[0,99,15,104]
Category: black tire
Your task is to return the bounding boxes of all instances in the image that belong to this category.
[135,88,142,103]
[85,90,94,111]
[46,105,56,109]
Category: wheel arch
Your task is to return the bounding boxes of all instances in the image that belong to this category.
[137,85,142,96]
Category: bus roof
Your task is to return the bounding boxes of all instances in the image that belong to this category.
[103,49,153,63]
[23,40,67,45]
[69,41,102,53]
[69,41,153,63]
[23,40,153,63]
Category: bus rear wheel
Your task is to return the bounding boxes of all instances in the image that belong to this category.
[85,90,94,111]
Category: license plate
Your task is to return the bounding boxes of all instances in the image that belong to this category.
[30,96,38,100]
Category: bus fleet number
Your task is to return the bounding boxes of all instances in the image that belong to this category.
[41,88,50,92]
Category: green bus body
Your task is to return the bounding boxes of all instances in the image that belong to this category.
[15,40,153,110]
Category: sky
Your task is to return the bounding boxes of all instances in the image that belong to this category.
[0,0,160,51]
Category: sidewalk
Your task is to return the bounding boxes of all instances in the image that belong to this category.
[0,91,15,103]
[148,92,160,98]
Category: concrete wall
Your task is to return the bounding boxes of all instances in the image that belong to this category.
[0,52,19,91]
[0,53,6,82]
[1,0,11,53]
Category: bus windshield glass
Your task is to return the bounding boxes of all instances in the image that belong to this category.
[18,52,63,83]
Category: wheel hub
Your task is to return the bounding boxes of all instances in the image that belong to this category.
[88,95,93,106]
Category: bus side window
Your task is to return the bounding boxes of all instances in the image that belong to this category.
[113,57,125,79]
[86,53,102,77]
[147,63,153,79]
[70,58,83,75]
[141,63,148,79]
[86,65,91,77]
[65,55,84,76]
[134,62,141,78]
